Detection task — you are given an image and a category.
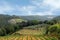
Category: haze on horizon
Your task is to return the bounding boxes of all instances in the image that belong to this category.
[0,0,60,16]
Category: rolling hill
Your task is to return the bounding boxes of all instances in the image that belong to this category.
[0,14,21,27]
[0,14,57,26]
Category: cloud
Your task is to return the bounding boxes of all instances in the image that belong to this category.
[32,0,60,8]
[43,0,60,9]
[31,0,60,15]
[16,5,36,15]
[0,0,60,16]
[42,0,60,15]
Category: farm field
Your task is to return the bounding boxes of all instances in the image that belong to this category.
[0,35,58,40]
[0,29,58,40]
[15,29,43,35]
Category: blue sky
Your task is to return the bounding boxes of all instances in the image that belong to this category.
[0,0,60,16]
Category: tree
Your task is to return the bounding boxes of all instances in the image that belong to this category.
[43,20,48,24]
[31,20,39,25]
[39,21,43,24]
[5,24,15,34]
[0,28,6,36]
[49,26,57,33]
[1,27,6,36]
[14,25,19,31]
[0,28,4,36]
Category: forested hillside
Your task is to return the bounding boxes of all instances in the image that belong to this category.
[0,14,20,27]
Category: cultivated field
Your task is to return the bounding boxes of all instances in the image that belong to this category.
[0,29,58,40]
[0,35,58,40]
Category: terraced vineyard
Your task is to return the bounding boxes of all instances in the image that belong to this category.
[0,35,58,40]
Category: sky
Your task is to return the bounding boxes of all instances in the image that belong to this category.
[0,0,60,16]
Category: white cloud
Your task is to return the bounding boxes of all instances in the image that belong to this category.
[32,0,60,9]
[43,0,60,9]
[31,0,60,15]
[42,0,60,15]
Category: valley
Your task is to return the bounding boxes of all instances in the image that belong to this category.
[0,14,59,40]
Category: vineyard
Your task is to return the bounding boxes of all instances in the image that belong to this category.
[0,35,58,40]
[0,29,58,40]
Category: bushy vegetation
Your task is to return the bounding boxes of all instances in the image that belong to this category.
[48,24,60,39]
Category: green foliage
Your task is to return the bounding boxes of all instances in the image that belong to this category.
[0,28,6,36]
[31,20,40,25]
[49,26,57,33]
[48,24,60,35]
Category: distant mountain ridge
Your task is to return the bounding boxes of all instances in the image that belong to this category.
[20,15,56,21]
[52,16,60,22]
